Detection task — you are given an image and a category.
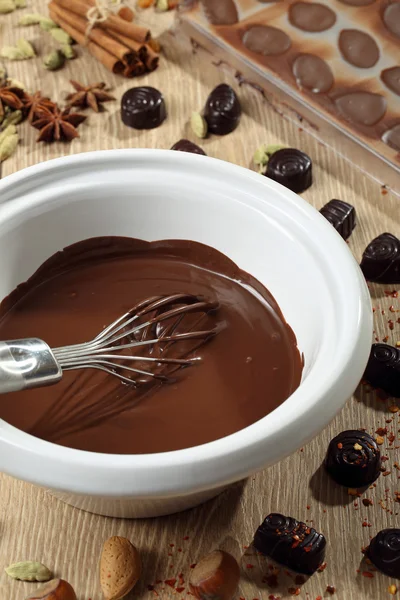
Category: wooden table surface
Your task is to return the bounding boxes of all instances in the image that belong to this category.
[0,4,399,599]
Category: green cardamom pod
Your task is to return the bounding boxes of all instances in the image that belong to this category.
[156,0,169,11]
[0,125,17,145]
[6,77,25,89]
[0,0,15,14]
[5,561,52,582]
[0,46,25,60]
[60,44,75,60]
[265,144,286,156]
[17,38,35,58]
[39,17,58,31]
[50,27,73,45]
[2,110,22,128]
[0,133,19,162]
[43,49,65,71]
[19,13,42,25]
[14,0,26,7]
[190,112,208,139]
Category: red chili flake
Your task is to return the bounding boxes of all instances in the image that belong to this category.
[177,548,182,552]
[382,188,388,195]
[376,427,388,436]
[316,597,323,600]
[288,587,301,596]
[389,432,396,444]
[383,336,389,343]
[165,579,177,588]
[382,456,390,462]
[306,505,311,510]
[362,498,373,506]
[389,320,395,330]
[385,290,398,298]
[318,562,327,572]
[383,471,392,476]
[337,443,343,449]
[246,563,255,569]
[268,596,280,600]
[390,305,396,312]
[183,536,189,541]
[169,543,174,547]
[326,585,336,595]
[264,574,278,587]
[382,309,386,315]
[176,587,185,594]
[362,571,374,578]
[190,563,196,569]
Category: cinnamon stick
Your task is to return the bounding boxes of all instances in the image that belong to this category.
[49,2,136,64]
[144,45,159,72]
[53,0,151,43]
[108,30,147,59]
[123,61,146,78]
[49,6,124,74]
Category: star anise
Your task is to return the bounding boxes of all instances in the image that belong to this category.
[32,106,87,143]
[66,80,115,113]
[0,85,26,119]
[23,91,57,124]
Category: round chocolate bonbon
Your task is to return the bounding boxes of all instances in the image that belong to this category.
[364,343,400,398]
[325,430,381,488]
[254,513,326,575]
[367,529,400,578]
[204,84,241,135]
[360,232,400,283]
[171,139,207,155]
[266,148,312,193]
[121,86,166,130]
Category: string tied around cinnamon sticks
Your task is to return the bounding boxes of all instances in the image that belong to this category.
[86,0,125,37]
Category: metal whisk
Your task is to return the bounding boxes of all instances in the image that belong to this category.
[0,294,219,394]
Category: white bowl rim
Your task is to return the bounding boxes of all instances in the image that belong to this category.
[0,149,372,498]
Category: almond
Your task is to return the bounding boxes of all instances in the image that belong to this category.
[100,536,141,600]
[25,579,77,600]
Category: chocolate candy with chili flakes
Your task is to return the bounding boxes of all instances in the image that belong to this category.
[253,513,326,575]
[171,139,207,155]
[320,199,356,240]
[121,86,166,130]
[325,430,381,488]
[364,343,400,398]
[367,529,400,578]
[203,84,241,135]
[360,232,400,283]
[266,148,312,193]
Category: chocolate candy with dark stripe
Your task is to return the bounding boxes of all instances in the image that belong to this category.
[367,529,400,578]
[364,343,400,397]
[121,86,166,130]
[253,513,326,575]
[266,148,312,193]
[325,430,381,487]
[360,232,400,283]
[171,139,206,155]
[320,199,356,240]
[204,84,241,135]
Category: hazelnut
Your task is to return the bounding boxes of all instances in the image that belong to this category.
[189,550,240,600]
[25,579,77,600]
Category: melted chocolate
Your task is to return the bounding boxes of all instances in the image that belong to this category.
[381,67,400,97]
[292,54,334,94]
[335,92,387,127]
[254,514,326,575]
[364,343,400,397]
[242,25,291,56]
[325,430,381,488]
[288,2,336,32]
[383,3,400,39]
[200,0,239,25]
[367,530,400,578]
[0,237,302,454]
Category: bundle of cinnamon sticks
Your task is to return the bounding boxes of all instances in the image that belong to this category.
[48,0,160,77]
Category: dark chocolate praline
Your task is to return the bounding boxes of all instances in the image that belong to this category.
[325,430,381,488]
[320,199,356,240]
[360,233,400,283]
[254,513,326,575]
[266,148,312,193]
[203,84,241,135]
[367,529,400,578]
[364,344,400,398]
[170,139,206,155]
[121,86,166,130]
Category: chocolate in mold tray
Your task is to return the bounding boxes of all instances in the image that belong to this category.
[178,0,400,193]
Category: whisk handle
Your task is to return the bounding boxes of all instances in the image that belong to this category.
[0,338,62,394]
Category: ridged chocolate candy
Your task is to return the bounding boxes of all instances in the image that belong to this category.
[253,513,326,575]
[170,139,206,155]
[121,86,166,130]
[203,84,241,135]
[364,344,400,398]
[325,430,381,488]
[367,529,400,578]
[360,232,400,283]
[266,148,312,193]
[320,199,356,240]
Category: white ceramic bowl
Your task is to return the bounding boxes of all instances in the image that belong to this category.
[0,150,372,518]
